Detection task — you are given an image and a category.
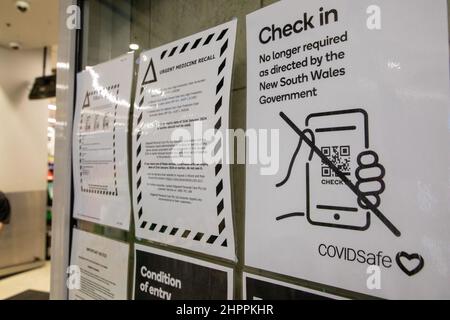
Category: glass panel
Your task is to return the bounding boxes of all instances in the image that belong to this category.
[76,0,450,300]
[81,0,133,68]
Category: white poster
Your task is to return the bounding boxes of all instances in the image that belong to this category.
[132,21,237,260]
[73,54,133,230]
[245,0,450,299]
[69,229,129,300]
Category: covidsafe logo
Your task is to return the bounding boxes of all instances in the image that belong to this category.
[318,244,386,290]
[318,244,426,290]
[318,244,393,269]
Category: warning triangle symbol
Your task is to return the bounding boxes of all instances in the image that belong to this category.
[142,58,157,85]
[82,92,90,109]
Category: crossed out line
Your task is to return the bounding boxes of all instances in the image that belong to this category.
[279,111,401,237]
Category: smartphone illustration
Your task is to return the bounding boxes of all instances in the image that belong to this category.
[305,109,370,231]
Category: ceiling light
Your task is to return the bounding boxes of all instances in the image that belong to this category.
[16,1,30,13]
[129,43,139,51]
[9,42,21,50]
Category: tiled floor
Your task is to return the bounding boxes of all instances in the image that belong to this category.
[0,262,50,300]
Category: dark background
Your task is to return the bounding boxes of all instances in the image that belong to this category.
[134,249,229,300]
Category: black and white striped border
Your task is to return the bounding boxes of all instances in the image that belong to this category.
[79,84,120,197]
[159,28,228,60]
[135,27,230,248]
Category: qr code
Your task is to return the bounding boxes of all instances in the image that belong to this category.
[321,146,351,177]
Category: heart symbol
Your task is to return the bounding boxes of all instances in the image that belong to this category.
[395,252,424,276]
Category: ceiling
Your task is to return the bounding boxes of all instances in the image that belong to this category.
[0,0,59,50]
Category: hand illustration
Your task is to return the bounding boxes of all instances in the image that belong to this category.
[276,111,400,237]
[355,150,386,210]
